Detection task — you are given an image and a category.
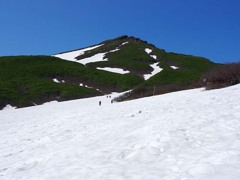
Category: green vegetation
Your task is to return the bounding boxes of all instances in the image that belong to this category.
[114,52,216,101]
[0,35,218,108]
[0,56,143,109]
[203,62,240,89]
[147,53,215,85]
[77,36,165,76]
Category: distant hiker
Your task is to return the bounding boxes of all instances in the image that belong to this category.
[99,101,101,106]
[111,100,113,104]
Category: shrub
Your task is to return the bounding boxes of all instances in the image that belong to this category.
[203,63,240,89]
[114,84,188,102]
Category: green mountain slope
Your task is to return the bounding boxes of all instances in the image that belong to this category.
[116,52,216,101]
[75,35,165,76]
[0,56,143,109]
[0,35,217,109]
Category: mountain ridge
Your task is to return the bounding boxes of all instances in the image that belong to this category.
[0,35,216,109]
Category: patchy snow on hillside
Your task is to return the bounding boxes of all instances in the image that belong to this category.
[52,78,60,83]
[150,55,157,59]
[1,85,240,180]
[97,67,130,74]
[121,42,129,46]
[145,48,157,60]
[53,79,65,83]
[171,66,179,69]
[77,53,108,65]
[144,63,163,80]
[109,48,120,53]
[145,48,152,54]
[54,44,103,62]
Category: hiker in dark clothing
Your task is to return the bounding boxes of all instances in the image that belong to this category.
[99,101,101,106]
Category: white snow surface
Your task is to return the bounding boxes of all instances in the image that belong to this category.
[150,55,157,59]
[97,67,130,74]
[109,48,120,53]
[145,48,152,54]
[52,78,60,83]
[144,63,163,80]
[121,42,129,46]
[1,85,240,180]
[77,53,108,65]
[54,44,103,62]
[2,105,16,111]
[171,66,179,69]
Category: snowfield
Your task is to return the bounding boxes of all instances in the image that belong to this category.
[97,67,130,74]
[76,53,108,65]
[144,63,163,80]
[1,85,240,180]
[171,66,179,70]
[54,44,103,62]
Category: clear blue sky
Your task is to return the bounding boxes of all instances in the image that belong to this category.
[0,0,239,63]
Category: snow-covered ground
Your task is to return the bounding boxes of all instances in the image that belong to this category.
[76,53,108,65]
[1,85,240,180]
[52,78,60,83]
[54,44,103,62]
[145,48,152,54]
[144,48,157,60]
[144,63,163,80]
[171,66,179,70]
[150,55,157,60]
[97,67,130,74]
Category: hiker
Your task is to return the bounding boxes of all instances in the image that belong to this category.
[111,100,113,104]
[99,101,101,106]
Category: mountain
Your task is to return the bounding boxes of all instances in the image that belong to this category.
[1,83,240,179]
[0,35,216,109]
[54,35,216,100]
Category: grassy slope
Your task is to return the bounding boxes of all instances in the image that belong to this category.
[148,52,216,84]
[0,36,217,107]
[115,52,217,101]
[0,56,143,109]
[76,36,165,76]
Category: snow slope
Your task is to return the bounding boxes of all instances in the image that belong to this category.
[1,85,240,180]
[171,66,179,69]
[144,63,163,80]
[54,44,103,62]
[97,67,130,74]
[76,53,108,65]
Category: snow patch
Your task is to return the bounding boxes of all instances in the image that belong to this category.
[109,48,120,53]
[144,63,163,80]
[78,53,108,65]
[109,42,128,53]
[53,78,60,83]
[145,48,157,59]
[150,55,157,60]
[53,44,104,61]
[97,67,130,74]
[171,66,179,70]
[121,42,129,46]
[145,48,152,54]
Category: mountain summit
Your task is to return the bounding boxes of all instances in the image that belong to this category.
[54,35,166,78]
[0,36,216,109]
